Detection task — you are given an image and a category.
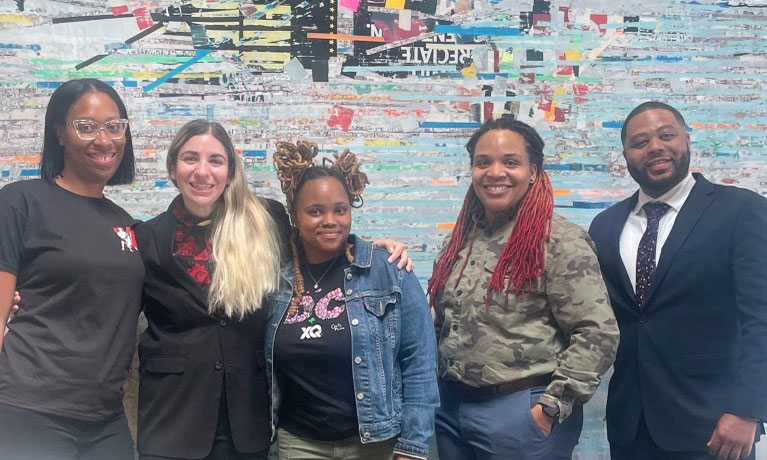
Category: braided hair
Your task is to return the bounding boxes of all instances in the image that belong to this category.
[273,141,370,316]
[428,118,554,308]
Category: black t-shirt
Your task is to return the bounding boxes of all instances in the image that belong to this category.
[273,256,358,440]
[0,179,144,420]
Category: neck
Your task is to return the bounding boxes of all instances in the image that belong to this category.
[303,248,344,265]
[55,174,105,198]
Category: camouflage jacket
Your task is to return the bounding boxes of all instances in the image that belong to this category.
[434,211,619,421]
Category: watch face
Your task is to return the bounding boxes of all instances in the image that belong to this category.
[542,405,559,418]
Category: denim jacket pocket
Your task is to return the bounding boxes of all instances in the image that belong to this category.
[363,294,397,340]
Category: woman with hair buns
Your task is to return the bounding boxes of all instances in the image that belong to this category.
[266,141,439,460]
[428,117,619,460]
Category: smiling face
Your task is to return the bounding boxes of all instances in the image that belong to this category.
[623,108,691,198]
[292,177,352,264]
[471,129,538,221]
[54,91,126,195]
[170,134,230,218]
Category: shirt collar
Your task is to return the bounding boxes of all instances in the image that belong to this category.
[633,172,695,215]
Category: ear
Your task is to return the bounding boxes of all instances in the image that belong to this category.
[169,168,176,183]
[530,164,538,183]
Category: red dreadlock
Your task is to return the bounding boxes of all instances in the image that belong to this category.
[428,170,554,309]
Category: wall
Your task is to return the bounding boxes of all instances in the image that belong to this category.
[1,0,765,457]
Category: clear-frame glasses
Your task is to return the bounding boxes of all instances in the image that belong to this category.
[68,118,129,141]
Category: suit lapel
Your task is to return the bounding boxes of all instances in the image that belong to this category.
[608,193,640,314]
[154,204,211,310]
[643,175,714,308]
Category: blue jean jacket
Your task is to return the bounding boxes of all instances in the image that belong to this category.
[265,236,439,459]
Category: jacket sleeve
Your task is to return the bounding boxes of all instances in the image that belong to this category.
[727,192,767,420]
[393,271,440,459]
[537,225,620,421]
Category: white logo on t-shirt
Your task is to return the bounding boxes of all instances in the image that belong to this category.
[300,324,322,340]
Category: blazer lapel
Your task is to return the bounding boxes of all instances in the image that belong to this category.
[643,174,714,308]
[154,204,211,310]
[608,193,640,314]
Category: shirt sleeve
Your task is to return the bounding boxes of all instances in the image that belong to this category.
[0,186,28,276]
[537,224,620,421]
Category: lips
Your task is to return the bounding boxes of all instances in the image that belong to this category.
[88,152,117,166]
[646,157,672,172]
[482,184,512,195]
[189,182,215,192]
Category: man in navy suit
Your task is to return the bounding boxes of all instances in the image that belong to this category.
[588,101,767,460]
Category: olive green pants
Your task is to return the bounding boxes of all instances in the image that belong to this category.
[277,428,396,460]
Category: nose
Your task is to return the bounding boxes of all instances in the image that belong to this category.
[320,212,336,226]
[92,127,113,146]
[647,135,664,153]
[487,161,504,177]
[194,160,211,177]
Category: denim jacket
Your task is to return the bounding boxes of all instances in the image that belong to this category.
[265,235,439,459]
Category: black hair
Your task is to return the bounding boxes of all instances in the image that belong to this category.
[41,78,135,185]
[465,117,545,171]
[620,101,686,146]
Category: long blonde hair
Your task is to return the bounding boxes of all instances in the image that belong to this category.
[167,120,281,318]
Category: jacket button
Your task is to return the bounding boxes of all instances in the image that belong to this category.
[346,289,353,295]
[639,316,647,324]
[219,319,227,327]
[363,432,370,438]
[356,392,364,400]
[456,290,463,296]
[354,356,362,364]
[447,358,455,366]
[346,273,352,280]
[215,361,222,370]
[452,324,458,331]
[351,318,359,326]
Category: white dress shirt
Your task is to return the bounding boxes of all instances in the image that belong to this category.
[619,173,696,292]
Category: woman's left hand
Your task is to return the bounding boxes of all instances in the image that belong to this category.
[530,404,555,437]
[373,239,414,272]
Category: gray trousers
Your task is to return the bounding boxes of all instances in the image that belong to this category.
[277,428,396,460]
[435,381,583,460]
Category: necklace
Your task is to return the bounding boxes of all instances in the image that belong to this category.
[306,253,342,291]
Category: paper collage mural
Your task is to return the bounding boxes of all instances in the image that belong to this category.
[0,1,766,456]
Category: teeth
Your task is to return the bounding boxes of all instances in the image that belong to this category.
[486,185,509,192]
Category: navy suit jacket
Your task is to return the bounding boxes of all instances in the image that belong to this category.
[588,173,767,451]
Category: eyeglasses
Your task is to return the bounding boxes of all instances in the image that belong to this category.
[68,119,129,141]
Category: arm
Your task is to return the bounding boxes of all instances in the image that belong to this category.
[707,193,767,460]
[536,228,620,421]
[0,271,18,354]
[393,271,439,460]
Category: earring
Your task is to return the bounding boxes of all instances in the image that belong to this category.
[530,178,535,184]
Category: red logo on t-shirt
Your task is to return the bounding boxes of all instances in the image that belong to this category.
[113,226,137,252]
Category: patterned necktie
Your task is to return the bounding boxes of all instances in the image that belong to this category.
[635,202,671,308]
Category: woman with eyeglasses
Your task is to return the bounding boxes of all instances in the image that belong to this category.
[0,78,142,459]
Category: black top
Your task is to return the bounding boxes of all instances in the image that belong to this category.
[135,195,289,458]
[273,256,358,440]
[0,179,144,420]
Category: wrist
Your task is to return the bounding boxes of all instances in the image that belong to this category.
[538,402,560,419]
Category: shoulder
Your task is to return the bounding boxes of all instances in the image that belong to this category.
[550,213,591,244]
[134,212,169,243]
[0,179,48,200]
[548,213,598,262]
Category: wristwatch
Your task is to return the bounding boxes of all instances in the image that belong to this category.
[539,402,560,419]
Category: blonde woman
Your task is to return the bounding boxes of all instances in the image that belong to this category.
[135,119,284,460]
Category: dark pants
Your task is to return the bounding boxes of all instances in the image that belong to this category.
[435,381,583,460]
[609,413,757,460]
[0,402,134,460]
[139,442,270,460]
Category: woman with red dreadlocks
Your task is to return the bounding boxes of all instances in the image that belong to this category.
[428,117,619,460]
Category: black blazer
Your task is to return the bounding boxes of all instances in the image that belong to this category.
[588,173,767,451]
[134,196,289,458]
